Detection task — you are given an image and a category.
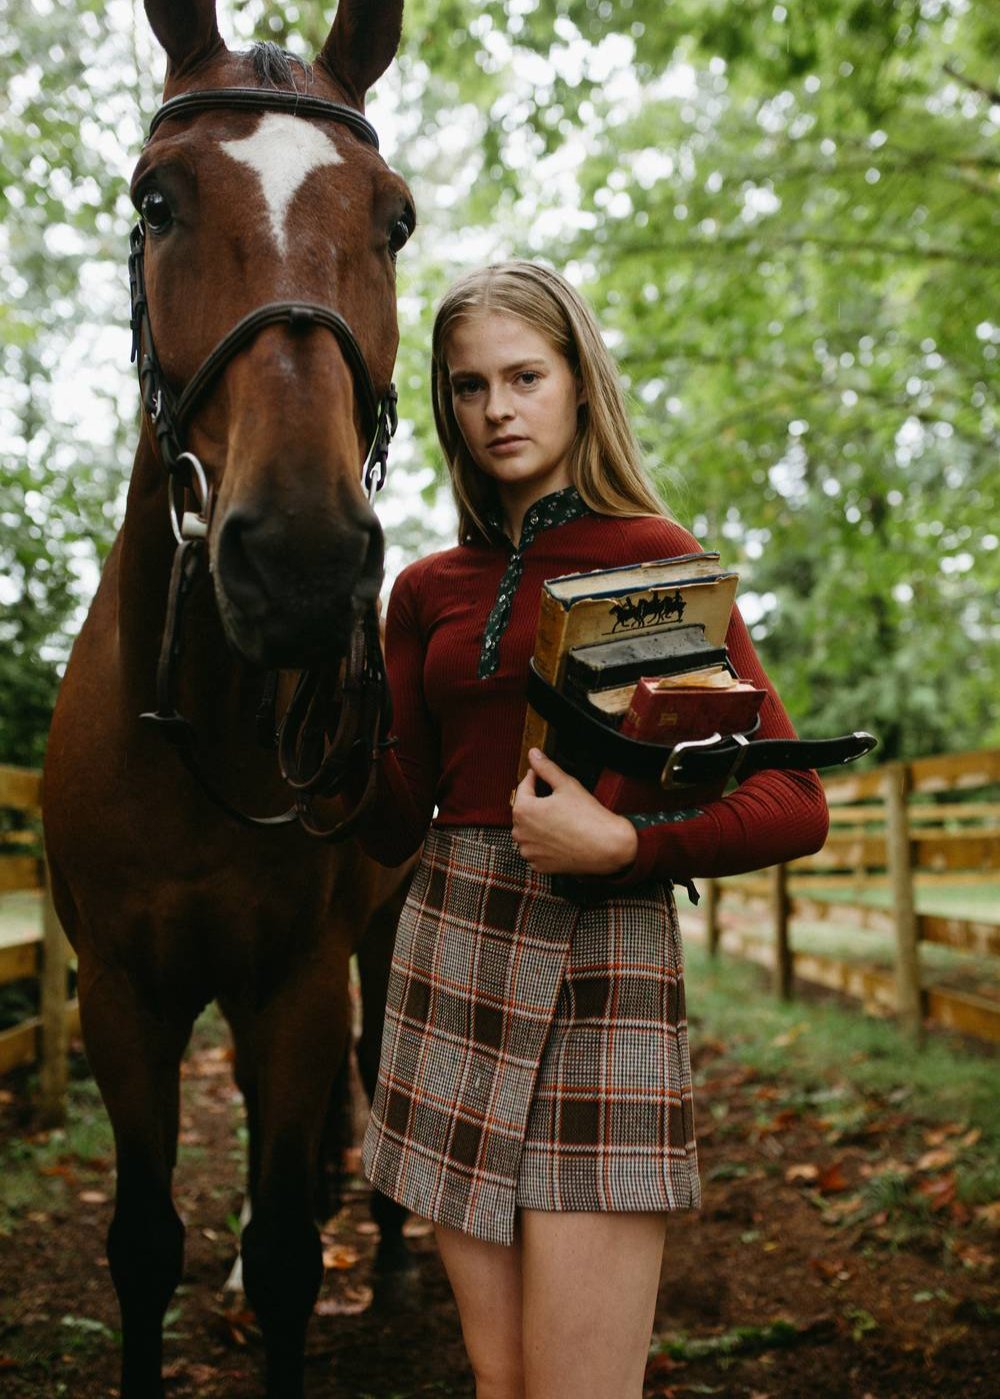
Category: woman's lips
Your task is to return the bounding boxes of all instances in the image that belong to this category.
[487,436,527,454]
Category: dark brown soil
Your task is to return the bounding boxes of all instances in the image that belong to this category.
[0,1019,997,1398]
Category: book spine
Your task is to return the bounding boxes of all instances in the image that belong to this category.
[517,587,569,775]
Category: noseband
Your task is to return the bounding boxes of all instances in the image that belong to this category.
[132,87,401,842]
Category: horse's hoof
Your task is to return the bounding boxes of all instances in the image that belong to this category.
[373,1233,416,1276]
[370,1260,420,1314]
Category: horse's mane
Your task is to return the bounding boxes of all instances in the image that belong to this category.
[250,41,312,90]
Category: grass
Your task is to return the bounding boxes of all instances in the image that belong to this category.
[0,1076,113,1234]
[683,942,1000,1164]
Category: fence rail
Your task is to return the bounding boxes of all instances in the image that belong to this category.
[686,747,1000,1044]
[0,765,77,1121]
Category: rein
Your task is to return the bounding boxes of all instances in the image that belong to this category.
[132,87,399,842]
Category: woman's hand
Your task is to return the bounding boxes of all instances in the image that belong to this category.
[511,748,639,876]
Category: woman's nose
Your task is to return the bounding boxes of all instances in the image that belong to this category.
[485,386,514,422]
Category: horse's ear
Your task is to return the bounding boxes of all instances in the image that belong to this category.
[144,0,225,78]
[318,0,404,108]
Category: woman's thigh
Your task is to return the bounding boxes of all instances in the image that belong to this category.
[434,1221,525,1399]
[520,1210,667,1399]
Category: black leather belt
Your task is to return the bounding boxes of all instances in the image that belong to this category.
[525,661,877,788]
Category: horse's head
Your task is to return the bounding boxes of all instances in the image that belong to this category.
[134,0,413,667]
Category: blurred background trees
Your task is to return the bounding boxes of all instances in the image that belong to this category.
[2,0,997,764]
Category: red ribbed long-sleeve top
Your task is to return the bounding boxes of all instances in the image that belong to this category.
[358,506,829,885]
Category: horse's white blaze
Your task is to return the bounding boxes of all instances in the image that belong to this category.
[220,113,344,256]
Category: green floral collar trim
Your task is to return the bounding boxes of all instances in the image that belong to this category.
[478,485,591,679]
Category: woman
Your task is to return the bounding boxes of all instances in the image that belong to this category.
[357,262,829,1399]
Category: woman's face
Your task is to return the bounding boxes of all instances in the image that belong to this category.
[445,311,583,510]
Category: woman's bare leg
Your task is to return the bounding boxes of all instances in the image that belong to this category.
[434,1221,525,1399]
[520,1210,667,1399]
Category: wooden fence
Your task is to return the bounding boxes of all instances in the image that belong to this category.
[0,765,77,1121]
[687,748,1000,1044]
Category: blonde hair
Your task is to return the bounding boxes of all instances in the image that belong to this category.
[431,261,670,543]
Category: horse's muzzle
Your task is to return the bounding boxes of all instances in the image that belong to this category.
[213,504,383,667]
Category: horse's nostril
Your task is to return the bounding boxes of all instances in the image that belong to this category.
[217,510,270,613]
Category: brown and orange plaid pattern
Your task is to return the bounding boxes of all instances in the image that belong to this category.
[362,826,700,1246]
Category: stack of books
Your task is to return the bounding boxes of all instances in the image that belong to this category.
[519,552,764,813]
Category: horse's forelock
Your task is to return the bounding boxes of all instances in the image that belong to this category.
[250,41,312,90]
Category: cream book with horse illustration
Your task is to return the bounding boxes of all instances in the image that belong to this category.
[519,553,739,774]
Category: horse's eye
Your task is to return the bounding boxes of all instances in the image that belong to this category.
[140,189,173,232]
[388,217,412,257]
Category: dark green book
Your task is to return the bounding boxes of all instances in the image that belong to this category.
[564,624,729,703]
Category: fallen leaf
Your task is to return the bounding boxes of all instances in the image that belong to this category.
[821,1194,864,1221]
[39,1163,76,1182]
[859,1158,913,1180]
[315,1285,374,1316]
[817,1162,850,1195]
[973,1200,1000,1228]
[771,1021,809,1048]
[785,1163,819,1184]
[163,1361,223,1383]
[916,1147,956,1172]
[322,1245,359,1271]
[952,1241,996,1270]
[959,1127,982,1148]
[79,1190,108,1205]
[645,1352,684,1377]
[916,1174,957,1211]
[760,1107,800,1135]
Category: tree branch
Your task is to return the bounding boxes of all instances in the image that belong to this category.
[618,233,997,268]
[943,62,1000,106]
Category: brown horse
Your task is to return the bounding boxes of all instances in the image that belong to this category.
[42,2,414,1395]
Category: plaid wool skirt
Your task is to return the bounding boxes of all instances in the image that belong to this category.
[362,825,700,1246]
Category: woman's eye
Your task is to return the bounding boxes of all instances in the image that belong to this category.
[388,217,412,257]
[519,372,540,386]
[140,189,172,232]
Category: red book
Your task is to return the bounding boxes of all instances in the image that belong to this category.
[592,674,766,815]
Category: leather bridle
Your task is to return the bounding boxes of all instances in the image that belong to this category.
[131,86,401,841]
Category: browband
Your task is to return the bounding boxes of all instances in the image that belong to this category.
[147,87,380,150]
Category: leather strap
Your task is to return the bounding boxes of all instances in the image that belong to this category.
[173,301,381,444]
[525,661,876,787]
[665,729,877,786]
[148,88,380,149]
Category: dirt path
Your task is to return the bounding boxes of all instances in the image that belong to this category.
[1,1013,997,1397]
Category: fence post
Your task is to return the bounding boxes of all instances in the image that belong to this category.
[39,859,69,1125]
[885,761,923,1046]
[771,862,793,1000]
[705,879,720,957]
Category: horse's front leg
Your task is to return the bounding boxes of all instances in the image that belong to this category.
[239,957,351,1399]
[77,957,192,1398]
